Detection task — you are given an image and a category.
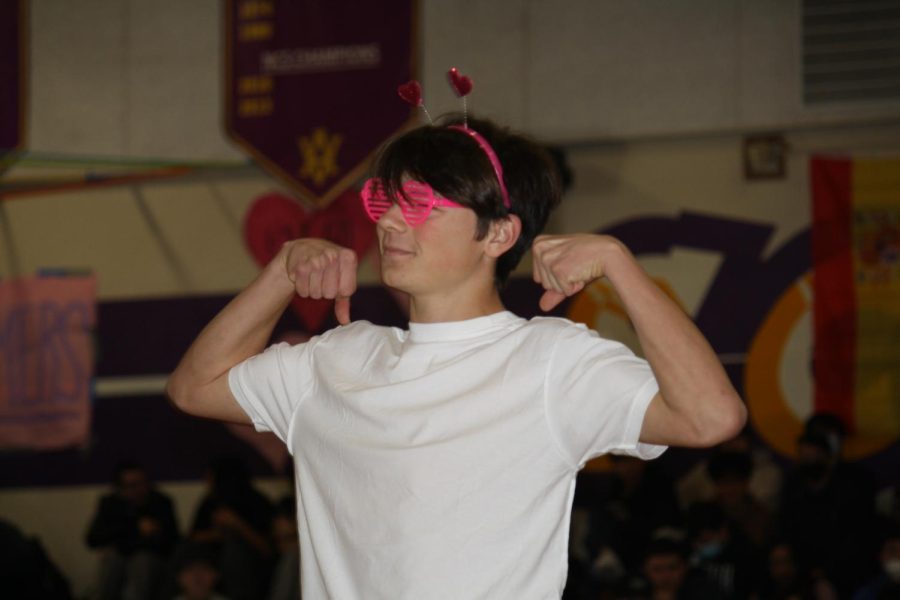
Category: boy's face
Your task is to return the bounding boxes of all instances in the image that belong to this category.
[117,469,150,504]
[376,195,489,297]
[714,475,749,505]
[644,553,687,592]
[883,539,900,581]
[768,544,797,585]
[178,562,218,599]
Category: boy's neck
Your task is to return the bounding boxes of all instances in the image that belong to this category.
[408,287,506,324]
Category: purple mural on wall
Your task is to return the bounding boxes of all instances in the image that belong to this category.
[2,212,897,489]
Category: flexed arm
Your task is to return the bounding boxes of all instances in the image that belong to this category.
[532,233,745,448]
[166,239,357,423]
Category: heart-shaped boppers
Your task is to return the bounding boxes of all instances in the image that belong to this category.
[243,189,377,332]
[397,80,423,106]
[447,67,473,97]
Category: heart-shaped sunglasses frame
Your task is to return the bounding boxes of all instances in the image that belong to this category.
[361,178,465,226]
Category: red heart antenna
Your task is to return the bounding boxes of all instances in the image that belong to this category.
[447,67,473,127]
[397,80,433,124]
[447,68,473,97]
[397,80,422,106]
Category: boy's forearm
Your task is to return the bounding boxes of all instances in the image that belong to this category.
[601,239,745,441]
[168,246,295,396]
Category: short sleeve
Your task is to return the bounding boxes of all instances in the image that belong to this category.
[544,323,666,467]
[228,340,315,445]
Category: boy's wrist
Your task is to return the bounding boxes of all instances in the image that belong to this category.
[261,240,300,296]
[592,235,633,281]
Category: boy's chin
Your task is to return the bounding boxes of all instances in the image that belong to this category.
[380,271,411,293]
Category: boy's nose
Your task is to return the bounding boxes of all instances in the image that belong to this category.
[378,203,409,231]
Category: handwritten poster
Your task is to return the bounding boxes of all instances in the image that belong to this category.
[0,276,97,450]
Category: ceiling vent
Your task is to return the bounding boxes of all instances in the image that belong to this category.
[803,0,900,104]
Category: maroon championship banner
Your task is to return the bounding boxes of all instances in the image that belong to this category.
[0,0,26,161]
[225,0,417,207]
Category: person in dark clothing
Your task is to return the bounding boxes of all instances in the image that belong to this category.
[85,461,178,600]
[754,539,838,600]
[853,523,900,600]
[267,496,300,600]
[174,542,230,600]
[706,450,774,551]
[686,502,763,599]
[780,430,879,596]
[585,455,683,589]
[629,535,725,600]
[189,454,274,600]
[0,518,73,600]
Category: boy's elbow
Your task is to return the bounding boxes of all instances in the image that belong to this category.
[165,374,193,414]
[697,392,747,447]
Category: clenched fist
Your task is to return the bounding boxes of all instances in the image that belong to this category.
[283,239,358,325]
[532,234,627,312]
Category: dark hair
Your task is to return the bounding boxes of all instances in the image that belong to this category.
[687,502,727,538]
[113,460,145,485]
[804,412,847,439]
[796,431,833,456]
[877,519,900,548]
[644,537,689,561]
[707,451,753,483]
[176,542,220,571]
[208,454,251,496]
[372,113,562,286]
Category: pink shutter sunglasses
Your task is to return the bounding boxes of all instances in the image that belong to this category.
[361,178,465,227]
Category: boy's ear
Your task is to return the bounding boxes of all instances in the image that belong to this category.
[485,215,522,258]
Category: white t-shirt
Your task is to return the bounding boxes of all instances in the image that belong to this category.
[229,311,664,599]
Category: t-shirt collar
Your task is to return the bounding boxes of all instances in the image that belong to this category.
[406,311,521,343]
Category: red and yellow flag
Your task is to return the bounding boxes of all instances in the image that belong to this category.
[811,157,900,456]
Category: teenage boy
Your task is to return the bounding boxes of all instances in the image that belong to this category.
[168,116,745,598]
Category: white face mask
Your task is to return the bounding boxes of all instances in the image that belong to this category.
[885,558,900,582]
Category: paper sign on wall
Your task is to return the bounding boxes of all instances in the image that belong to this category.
[0,276,97,451]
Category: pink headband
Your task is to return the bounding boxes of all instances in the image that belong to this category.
[398,68,512,211]
[447,125,510,209]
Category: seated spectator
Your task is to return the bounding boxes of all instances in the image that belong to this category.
[0,518,72,600]
[190,455,274,600]
[755,540,838,600]
[853,523,900,600]
[706,450,774,550]
[802,412,878,513]
[85,461,178,600]
[629,533,725,600]
[686,502,763,599]
[677,427,782,511]
[268,496,300,600]
[174,543,229,600]
[584,455,682,584]
[875,483,900,528]
[780,430,878,596]
[802,412,846,459]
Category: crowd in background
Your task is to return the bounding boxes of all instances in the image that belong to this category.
[81,455,299,600]
[0,455,299,600]
[564,413,900,600]
[2,411,899,599]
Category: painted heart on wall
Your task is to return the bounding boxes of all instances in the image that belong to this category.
[243,188,377,332]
